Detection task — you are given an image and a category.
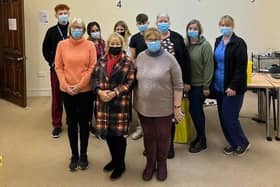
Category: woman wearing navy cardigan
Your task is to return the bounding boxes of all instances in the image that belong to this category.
[212,15,250,156]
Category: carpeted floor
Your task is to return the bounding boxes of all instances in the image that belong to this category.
[0,91,279,187]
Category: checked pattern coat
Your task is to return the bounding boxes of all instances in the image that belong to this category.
[93,52,135,136]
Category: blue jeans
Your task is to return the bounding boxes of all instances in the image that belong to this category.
[216,92,249,148]
[189,86,206,138]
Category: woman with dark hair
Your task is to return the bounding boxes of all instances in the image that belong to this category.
[87,21,106,136]
[87,21,106,59]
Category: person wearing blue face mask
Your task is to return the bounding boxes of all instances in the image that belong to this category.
[42,4,70,139]
[129,13,150,141]
[87,21,105,59]
[134,28,184,181]
[55,18,97,171]
[86,21,106,137]
[185,19,214,153]
[156,13,191,159]
[212,15,250,156]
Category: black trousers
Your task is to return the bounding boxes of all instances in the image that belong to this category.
[106,136,127,169]
[63,91,93,157]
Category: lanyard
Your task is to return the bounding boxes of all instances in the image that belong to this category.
[57,25,65,40]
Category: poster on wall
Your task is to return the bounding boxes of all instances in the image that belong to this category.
[8,18,17,31]
[39,10,49,24]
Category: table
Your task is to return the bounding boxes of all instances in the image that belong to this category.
[265,74,280,140]
[247,73,274,140]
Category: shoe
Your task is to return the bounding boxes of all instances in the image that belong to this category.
[69,155,79,171]
[103,161,115,172]
[142,165,156,181]
[235,143,251,156]
[156,161,167,181]
[190,136,200,147]
[143,150,146,156]
[90,125,96,137]
[223,146,235,155]
[110,166,126,180]
[78,154,89,170]
[189,137,207,153]
[131,127,143,140]
[167,147,175,159]
[51,127,61,138]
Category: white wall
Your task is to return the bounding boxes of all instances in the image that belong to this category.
[25,0,280,96]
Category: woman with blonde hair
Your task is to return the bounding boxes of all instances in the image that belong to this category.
[212,15,250,155]
[93,32,135,180]
[113,20,131,51]
[55,18,97,171]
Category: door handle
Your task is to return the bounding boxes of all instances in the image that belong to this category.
[16,57,24,61]
[6,56,24,62]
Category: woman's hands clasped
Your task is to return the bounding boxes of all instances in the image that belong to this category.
[98,90,117,102]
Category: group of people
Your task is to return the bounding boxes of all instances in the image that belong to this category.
[42,3,250,182]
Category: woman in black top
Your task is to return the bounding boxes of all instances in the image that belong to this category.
[156,13,191,159]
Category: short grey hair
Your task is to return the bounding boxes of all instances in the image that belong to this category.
[156,13,170,21]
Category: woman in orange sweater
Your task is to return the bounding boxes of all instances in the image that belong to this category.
[55,18,97,171]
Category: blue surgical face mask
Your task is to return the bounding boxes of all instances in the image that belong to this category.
[157,22,169,33]
[146,41,161,53]
[91,31,101,39]
[187,30,199,39]
[137,24,148,32]
[220,26,233,36]
[58,15,69,25]
[71,28,83,39]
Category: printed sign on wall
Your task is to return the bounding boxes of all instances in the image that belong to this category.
[8,18,17,31]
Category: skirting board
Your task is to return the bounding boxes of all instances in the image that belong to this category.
[27,89,51,97]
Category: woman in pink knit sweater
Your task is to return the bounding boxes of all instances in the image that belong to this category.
[55,18,97,171]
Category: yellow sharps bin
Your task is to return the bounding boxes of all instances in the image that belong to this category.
[247,61,253,84]
[174,98,195,144]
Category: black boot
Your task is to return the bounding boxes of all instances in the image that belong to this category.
[167,146,175,159]
[105,137,116,172]
[110,136,126,180]
[103,161,115,172]
[110,165,126,180]
[189,136,207,153]
[190,136,200,147]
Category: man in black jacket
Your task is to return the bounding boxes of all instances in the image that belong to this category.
[156,13,191,159]
[42,4,70,138]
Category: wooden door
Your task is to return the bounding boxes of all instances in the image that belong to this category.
[0,0,26,107]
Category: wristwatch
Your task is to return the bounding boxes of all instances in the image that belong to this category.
[174,105,181,108]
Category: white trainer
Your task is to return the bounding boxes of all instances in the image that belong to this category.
[131,125,143,140]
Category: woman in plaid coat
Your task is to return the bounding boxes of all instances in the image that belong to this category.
[93,32,135,180]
